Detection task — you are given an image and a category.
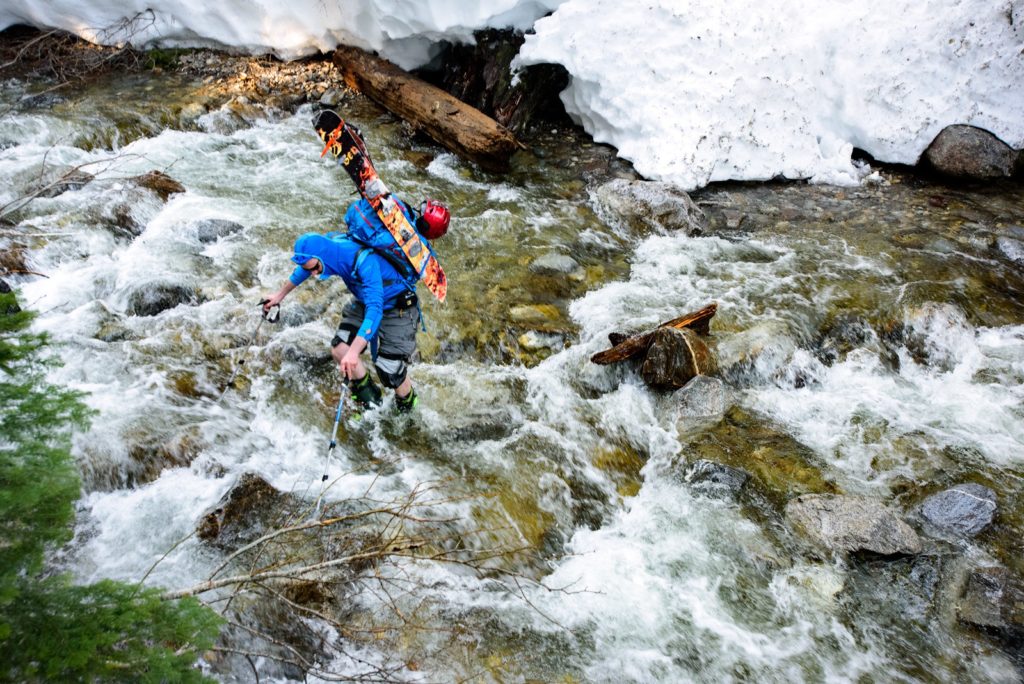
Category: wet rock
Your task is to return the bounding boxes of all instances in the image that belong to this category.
[842,553,954,626]
[0,278,20,314]
[639,326,717,390]
[528,252,585,280]
[179,102,207,124]
[509,303,562,325]
[681,406,839,507]
[127,427,205,485]
[923,125,1020,180]
[198,472,293,549]
[0,243,27,274]
[675,375,729,419]
[684,459,750,499]
[126,283,201,316]
[920,483,997,538]
[995,236,1024,265]
[957,567,1024,637]
[319,88,344,107]
[38,169,94,198]
[192,218,245,243]
[814,314,875,366]
[785,494,923,556]
[518,330,564,351]
[593,179,707,236]
[131,170,186,201]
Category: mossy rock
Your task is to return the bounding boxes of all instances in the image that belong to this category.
[680,406,840,509]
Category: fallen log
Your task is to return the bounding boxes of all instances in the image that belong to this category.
[332,45,522,173]
[590,303,718,365]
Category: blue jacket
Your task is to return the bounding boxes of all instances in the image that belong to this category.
[288,233,411,341]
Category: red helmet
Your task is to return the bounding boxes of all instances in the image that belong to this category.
[417,199,450,239]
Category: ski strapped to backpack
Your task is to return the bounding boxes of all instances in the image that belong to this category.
[314,110,447,303]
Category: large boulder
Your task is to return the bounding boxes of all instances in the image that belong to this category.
[785,494,922,556]
[919,483,997,538]
[640,326,717,390]
[592,179,707,236]
[923,125,1020,180]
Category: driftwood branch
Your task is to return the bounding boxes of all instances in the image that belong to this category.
[590,302,718,365]
[332,45,522,172]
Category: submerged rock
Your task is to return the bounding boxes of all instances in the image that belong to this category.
[528,252,585,280]
[592,179,707,236]
[957,566,1024,637]
[920,483,997,538]
[785,494,922,556]
[923,125,1020,180]
[126,283,201,316]
[640,326,717,390]
[192,218,245,243]
[680,407,839,507]
[684,459,750,500]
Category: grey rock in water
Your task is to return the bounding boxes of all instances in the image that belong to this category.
[685,459,750,499]
[923,125,1020,180]
[920,483,997,538]
[528,252,584,279]
[593,178,707,236]
[785,494,922,556]
[126,283,201,317]
[640,326,717,390]
[995,236,1024,265]
[676,375,729,419]
[192,218,245,243]
[958,567,1024,635]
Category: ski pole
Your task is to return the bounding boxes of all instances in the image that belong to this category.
[218,300,280,400]
[313,385,348,518]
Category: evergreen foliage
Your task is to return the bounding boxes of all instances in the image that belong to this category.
[0,287,222,681]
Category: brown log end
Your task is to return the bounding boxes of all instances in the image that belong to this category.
[590,302,719,365]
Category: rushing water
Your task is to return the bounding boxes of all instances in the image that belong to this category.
[3,68,1024,683]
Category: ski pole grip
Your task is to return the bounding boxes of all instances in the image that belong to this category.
[258,299,281,323]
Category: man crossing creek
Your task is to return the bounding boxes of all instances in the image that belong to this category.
[263,110,450,414]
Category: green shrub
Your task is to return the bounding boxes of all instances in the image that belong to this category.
[0,287,222,681]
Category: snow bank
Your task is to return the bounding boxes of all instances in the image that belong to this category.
[0,0,562,68]
[516,0,1024,189]
[3,0,1022,189]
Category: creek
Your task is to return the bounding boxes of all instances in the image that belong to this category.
[2,67,1023,682]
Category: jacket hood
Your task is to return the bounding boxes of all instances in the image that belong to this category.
[291,233,338,279]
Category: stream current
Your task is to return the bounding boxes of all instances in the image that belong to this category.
[2,70,1024,682]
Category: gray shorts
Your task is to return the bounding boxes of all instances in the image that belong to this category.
[331,299,419,362]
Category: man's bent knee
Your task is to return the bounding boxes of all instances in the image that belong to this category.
[374,355,408,389]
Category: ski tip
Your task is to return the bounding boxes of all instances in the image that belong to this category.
[313,109,343,135]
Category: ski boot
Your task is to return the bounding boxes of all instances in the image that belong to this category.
[348,374,382,421]
[394,388,419,414]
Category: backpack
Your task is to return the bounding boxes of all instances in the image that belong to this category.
[343,199,429,284]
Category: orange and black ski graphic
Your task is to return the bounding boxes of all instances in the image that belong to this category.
[314,109,446,302]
